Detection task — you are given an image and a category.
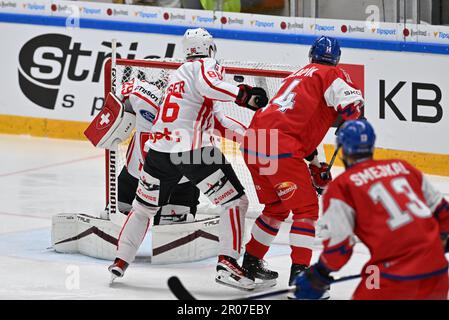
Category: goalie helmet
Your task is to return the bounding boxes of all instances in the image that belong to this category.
[182,28,217,59]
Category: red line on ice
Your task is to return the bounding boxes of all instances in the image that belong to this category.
[0,154,103,178]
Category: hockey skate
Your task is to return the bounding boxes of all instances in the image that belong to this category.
[242,252,278,289]
[108,258,129,284]
[215,255,256,291]
[287,264,330,300]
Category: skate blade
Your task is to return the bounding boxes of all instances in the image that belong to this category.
[253,279,277,291]
[215,270,256,291]
[109,274,118,285]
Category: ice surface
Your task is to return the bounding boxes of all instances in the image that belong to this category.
[0,134,447,300]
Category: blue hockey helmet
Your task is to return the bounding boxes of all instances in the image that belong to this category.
[336,120,376,157]
[309,36,341,66]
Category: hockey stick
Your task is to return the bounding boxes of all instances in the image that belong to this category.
[167,273,361,301]
[107,38,118,219]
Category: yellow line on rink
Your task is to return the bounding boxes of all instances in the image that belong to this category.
[323,144,449,177]
[1,114,448,176]
[0,114,88,140]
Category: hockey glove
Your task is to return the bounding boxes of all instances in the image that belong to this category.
[235,84,268,111]
[294,263,333,300]
[309,162,332,189]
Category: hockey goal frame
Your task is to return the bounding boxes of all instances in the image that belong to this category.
[103,57,293,218]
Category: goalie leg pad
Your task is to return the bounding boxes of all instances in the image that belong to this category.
[218,194,249,259]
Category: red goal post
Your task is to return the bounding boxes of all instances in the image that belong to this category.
[103,58,295,218]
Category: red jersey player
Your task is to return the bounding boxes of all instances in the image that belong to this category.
[240,36,364,289]
[294,120,449,300]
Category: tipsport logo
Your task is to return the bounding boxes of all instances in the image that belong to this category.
[17,34,175,111]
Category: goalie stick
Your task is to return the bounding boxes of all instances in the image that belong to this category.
[167,274,361,300]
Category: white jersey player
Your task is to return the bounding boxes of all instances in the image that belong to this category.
[108,28,269,290]
[114,75,202,224]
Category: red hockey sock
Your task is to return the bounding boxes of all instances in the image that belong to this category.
[290,220,315,265]
[245,215,280,259]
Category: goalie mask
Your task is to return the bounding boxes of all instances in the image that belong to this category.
[182,28,217,59]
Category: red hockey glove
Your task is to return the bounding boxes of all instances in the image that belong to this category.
[235,84,268,111]
[336,100,363,120]
[309,162,332,189]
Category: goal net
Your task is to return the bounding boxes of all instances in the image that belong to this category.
[103,58,297,218]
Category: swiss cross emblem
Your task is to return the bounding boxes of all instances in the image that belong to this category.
[96,108,115,130]
[100,113,111,125]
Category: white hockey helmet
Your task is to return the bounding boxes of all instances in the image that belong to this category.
[182,28,217,59]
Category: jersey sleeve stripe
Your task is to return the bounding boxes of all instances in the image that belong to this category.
[131,91,160,111]
[125,134,136,167]
[199,60,237,99]
[192,101,208,149]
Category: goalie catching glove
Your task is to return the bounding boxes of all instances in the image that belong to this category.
[235,84,269,111]
[84,92,136,150]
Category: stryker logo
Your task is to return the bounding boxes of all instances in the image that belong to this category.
[0,1,16,8]
[375,28,396,36]
[315,24,335,32]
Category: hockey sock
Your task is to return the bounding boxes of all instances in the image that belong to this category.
[290,220,315,265]
[245,215,282,259]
